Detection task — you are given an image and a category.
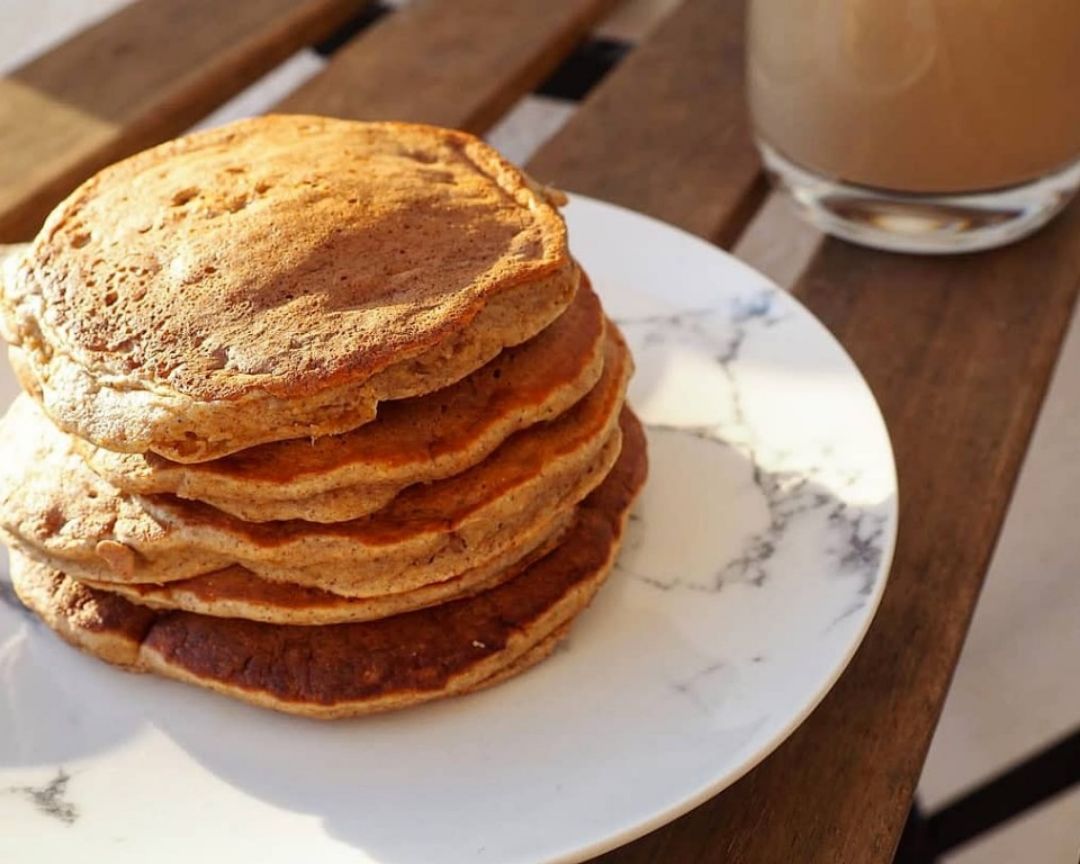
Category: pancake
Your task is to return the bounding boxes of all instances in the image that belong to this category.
[0,330,632,597]
[0,116,577,462]
[10,413,647,718]
[76,279,607,523]
[81,506,575,625]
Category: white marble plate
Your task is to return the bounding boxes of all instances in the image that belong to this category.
[0,196,897,864]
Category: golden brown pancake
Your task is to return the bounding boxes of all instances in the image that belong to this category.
[76,280,607,523]
[0,330,632,597]
[11,414,647,718]
[1,116,577,462]
[81,507,575,625]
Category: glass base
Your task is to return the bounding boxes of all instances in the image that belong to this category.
[758,142,1080,254]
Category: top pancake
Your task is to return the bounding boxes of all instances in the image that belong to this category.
[0,116,577,461]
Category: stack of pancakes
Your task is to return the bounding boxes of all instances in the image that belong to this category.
[0,116,646,718]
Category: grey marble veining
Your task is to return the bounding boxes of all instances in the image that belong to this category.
[7,770,78,825]
[671,661,727,713]
[613,288,889,608]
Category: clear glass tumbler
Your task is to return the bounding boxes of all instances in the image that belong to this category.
[747,0,1080,254]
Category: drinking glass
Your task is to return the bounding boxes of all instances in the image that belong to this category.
[747,0,1080,253]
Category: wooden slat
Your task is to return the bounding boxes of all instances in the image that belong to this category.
[527,0,764,246]
[0,0,364,242]
[530,0,1080,861]
[689,201,1080,864]
[278,0,619,132]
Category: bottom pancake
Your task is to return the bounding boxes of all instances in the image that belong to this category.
[11,412,647,718]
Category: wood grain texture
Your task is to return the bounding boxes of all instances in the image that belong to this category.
[527,0,765,246]
[524,1,1080,861]
[278,0,618,132]
[0,0,364,241]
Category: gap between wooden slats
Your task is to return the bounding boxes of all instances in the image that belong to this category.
[527,0,765,249]
[277,0,620,133]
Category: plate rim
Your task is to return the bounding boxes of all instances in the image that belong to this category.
[551,193,899,863]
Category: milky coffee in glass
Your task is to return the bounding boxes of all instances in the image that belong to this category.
[747,0,1080,252]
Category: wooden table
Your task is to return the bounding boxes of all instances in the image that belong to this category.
[4,1,1078,860]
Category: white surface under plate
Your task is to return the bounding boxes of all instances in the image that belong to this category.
[0,196,897,864]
